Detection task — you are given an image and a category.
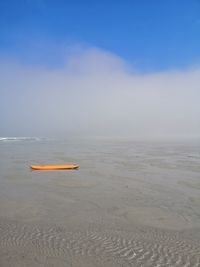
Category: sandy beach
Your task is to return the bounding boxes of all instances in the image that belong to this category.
[0,138,200,266]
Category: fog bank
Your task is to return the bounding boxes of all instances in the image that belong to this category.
[0,47,200,140]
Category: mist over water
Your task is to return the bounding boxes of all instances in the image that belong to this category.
[0,47,200,139]
[1,46,200,265]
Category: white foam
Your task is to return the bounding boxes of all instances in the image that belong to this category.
[0,137,45,142]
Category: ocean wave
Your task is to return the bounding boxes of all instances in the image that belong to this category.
[0,137,45,142]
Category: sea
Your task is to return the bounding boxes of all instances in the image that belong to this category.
[0,137,200,267]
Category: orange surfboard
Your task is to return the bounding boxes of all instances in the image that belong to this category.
[31,165,79,170]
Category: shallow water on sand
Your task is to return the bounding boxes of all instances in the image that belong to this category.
[0,138,200,266]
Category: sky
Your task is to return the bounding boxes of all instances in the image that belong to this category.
[0,0,200,139]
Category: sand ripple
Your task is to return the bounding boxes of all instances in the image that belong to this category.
[0,220,200,266]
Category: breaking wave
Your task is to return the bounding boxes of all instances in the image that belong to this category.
[0,137,46,142]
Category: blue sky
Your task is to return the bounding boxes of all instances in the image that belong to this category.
[1,0,200,138]
[0,0,200,72]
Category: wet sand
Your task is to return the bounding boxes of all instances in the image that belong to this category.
[0,139,200,266]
